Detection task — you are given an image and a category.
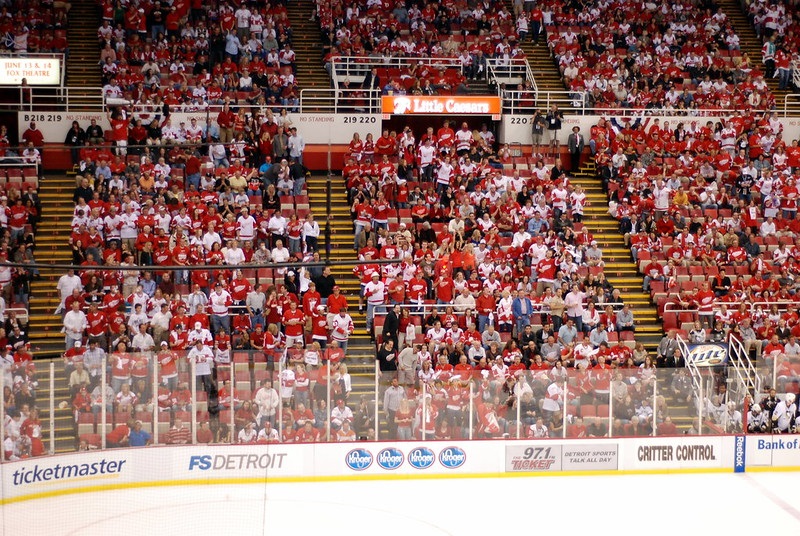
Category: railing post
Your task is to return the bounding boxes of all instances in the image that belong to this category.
[608,376,614,438]
[230,373,235,444]
[49,362,55,454]
[374,360,380,441]
[422,380,428,441]
[652,376,658,437]
[468,380,474,440]
[278,358,283,444]
[562,378,568,439]
[698,378,704,435]
[326,360,331,442]
[152,357,159,446]
[515,379,521,439]
[0,362,4,459]
[190,358,197,444]
[101,356,107,450]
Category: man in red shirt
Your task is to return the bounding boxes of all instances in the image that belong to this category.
[282,300,305,347]
[85,302,108,349]
[217,103,235,144]
[326,285,348,314]
[475,287,496,333]
[21,121,44,149]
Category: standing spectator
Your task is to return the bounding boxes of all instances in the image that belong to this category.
[21,122,44,150]
[331,307,354,354]
[287,127,305,166]
[545,105,563,155]
[376,339,397,382]
[567,126,584,171]
[364,272,385,338]
[62,301,87,350]
[187,339,215,393]
[64,121,87,166]
[382,377,404,438]
[86,118,104,146]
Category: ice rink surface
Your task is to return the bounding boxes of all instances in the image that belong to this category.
[2,471,799,535]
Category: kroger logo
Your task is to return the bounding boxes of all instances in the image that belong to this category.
[377,448,404,470]
[407,447,436,469]
[345,449,373,471]
[439,447,467,469]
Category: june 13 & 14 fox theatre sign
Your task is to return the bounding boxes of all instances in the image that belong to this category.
[0,57,61,85]
[382,96,502,118]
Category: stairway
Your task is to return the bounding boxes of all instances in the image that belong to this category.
[36,367,78,453]
[570,162,663,351]
[501,1,570,109]
[717,0,796,112]
[305,174,379,401]
[571,161,698,430]
[286,1,333,111]
[28,175,75,357]
[65,0,103,107]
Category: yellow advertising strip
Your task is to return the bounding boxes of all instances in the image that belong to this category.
[5,466,800,506]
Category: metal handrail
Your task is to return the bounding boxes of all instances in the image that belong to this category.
[10,84,800,118]
[330,56,467,89]
[485,58,531,89]
[500,88,586,115]
[662,300,795,316]
[727,334,762,396]
[299,88,381,114]
[677,333,703,394]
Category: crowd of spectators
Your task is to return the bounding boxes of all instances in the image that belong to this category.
[316,0,535,96]
[56,100,370,446]
[541,0,785,112]
[0,117,44,459]
[335,117,712,441]
[0,0,69,55]
[98,0,301,113]
[590,103,800,428]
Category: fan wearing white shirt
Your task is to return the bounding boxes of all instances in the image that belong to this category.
[268,211,287,245]
[223,239,246,265]
[302,213,320,252]
[202,224,222,252]
[236,208,257,242]
[271,239,291,276]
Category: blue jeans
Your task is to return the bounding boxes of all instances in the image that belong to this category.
[354,222,365,249]
[477,314,489,333]
[210,314,231,336]
[515,316,530,336]
[293,176,305,196]
[366,303,383,333]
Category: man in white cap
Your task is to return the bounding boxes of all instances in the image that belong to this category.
[187,321,212,347]
[187,339,215,393]
[363,271,385,339]
[63,300,87,350]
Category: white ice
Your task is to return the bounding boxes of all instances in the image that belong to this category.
[2,472,799,535]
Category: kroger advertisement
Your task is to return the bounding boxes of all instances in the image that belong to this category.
[330,443,470,474]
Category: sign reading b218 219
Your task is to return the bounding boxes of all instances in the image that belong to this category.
[505,445,562,472]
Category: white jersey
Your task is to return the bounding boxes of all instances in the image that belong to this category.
[331,314,353,342]
[773,399,797,432]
